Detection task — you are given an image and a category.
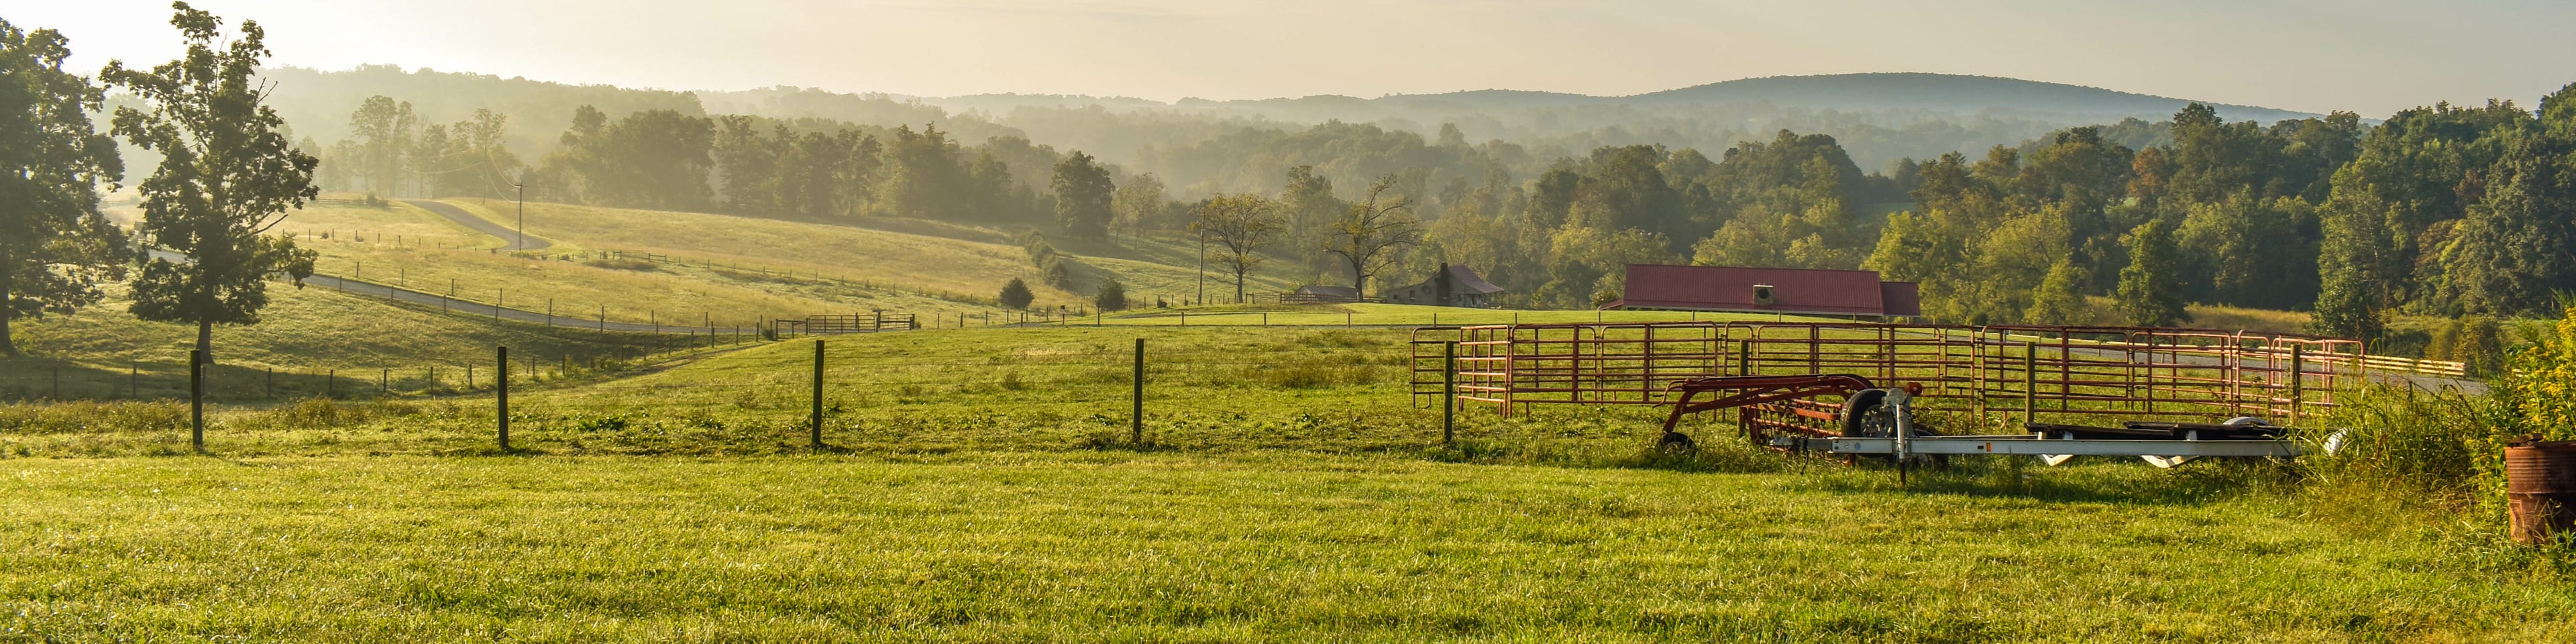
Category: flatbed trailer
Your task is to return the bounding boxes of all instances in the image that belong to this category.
[1656,374,2326,472]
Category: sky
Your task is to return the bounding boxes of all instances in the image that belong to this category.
[7,0,2573,116]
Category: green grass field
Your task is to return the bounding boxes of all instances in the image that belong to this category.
[3,321,2569,640]
[2,453,2565,642]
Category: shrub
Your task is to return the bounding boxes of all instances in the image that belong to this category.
[998,278,1034,309]
[2496,306,2576,441]
[1095,279,1127,311]
[2456,315,2506,376]
[1042,258,1075,290]
[1029,240,1057,267]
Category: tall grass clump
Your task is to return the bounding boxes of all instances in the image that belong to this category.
[2298,386,2497,526]
[2300,305,2576,572]
[0,400,188,434]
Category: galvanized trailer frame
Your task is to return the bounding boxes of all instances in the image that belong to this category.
[1648,375,2317,472]
[1762,388,2313,471]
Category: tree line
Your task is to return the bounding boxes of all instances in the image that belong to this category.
[11,4,2576,362]
[301,80,2576,347]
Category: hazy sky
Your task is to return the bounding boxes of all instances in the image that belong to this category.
[10,0,2573,115]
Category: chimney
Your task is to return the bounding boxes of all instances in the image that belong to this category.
[1436,262,1452,307]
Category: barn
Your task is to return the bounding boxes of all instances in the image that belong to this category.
[1601,264,1921,319]
[1385,264,1505,308]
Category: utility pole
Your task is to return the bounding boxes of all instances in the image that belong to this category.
[1195,230,1206,306]
[514,182,526,251]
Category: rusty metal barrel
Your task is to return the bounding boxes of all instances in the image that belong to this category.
[2506,438,2576,544]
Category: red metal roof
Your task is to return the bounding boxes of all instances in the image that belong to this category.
[1878,281,1921,317]
[1613,264,1915,317]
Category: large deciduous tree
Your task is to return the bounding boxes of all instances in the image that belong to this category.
[2309,173,2402,343]
[1324,174,1421,294]
[553,106,713,211]
[2447,134,2576,315]
[103,1,319,365]
[1189,193,1284,303]
[1110,172,1169,236]
[1278,166,1343,271]
[1050,150,1113,239]
[2114,221,2189,327]
[0,19,129,356]
[345,94,413,197]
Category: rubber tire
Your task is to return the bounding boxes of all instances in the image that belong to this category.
[1657,431,1697,455]
[1837,389,1946,467]
[1839,389,1891,437]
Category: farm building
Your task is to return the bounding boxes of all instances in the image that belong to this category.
[1600,264,1921,319]
[1384,264,1505,307]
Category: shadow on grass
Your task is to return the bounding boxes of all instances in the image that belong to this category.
[1413,436,1797,475]
[1072,433,1183,453]
[1799,455,2300,506]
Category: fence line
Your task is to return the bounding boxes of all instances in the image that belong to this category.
[1409,321,2469,427]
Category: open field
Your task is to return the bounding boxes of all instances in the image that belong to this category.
[433,199,1302,310]
[267,200,983,327]
[1,453,2567,642]
[0,282,666,404]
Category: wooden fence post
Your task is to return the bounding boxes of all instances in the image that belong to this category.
[497,345,511,451]
[810,339,826,449]
[189,350,203,453]
[1132,337,1146,445]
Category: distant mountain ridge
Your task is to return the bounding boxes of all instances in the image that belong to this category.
[1627,72,2312,121]
[1381,72,2316,123]
[906,72,2313,124]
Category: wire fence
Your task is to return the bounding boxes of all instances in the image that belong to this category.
[0,335,1496,455]
[0,333,765,405]
[1,322,2473,460]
